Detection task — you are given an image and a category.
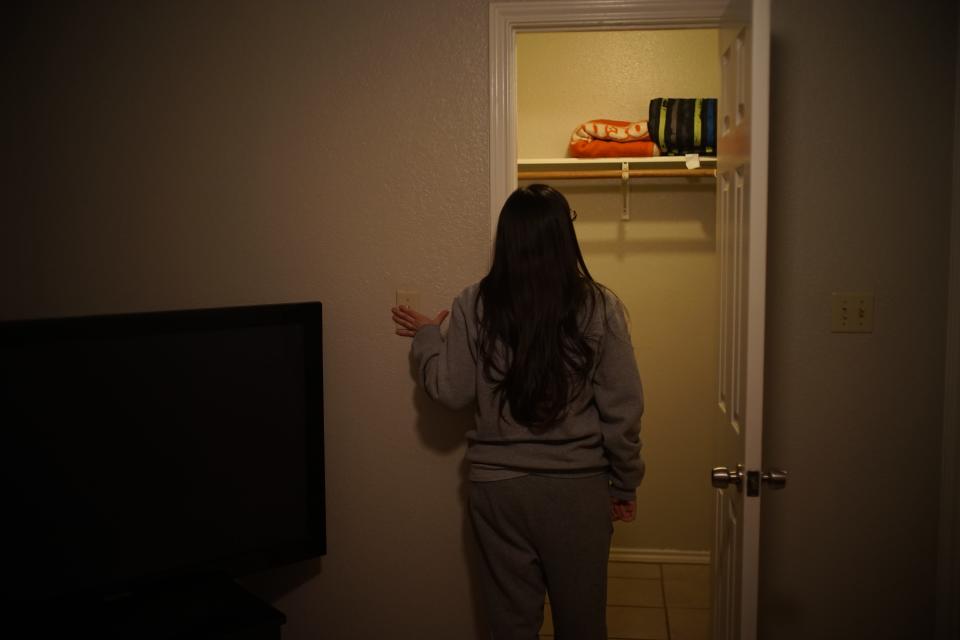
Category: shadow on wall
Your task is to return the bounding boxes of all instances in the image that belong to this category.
[244,339,489,636]
[240,558,323,605]
[531,181,717,255]
[410,349,491,639]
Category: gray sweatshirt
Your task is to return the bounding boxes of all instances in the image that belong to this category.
[411,282,644,501]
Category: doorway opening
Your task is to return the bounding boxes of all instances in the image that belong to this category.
[490,3,771,638]
[517,26,720,560]
[489,3,739,638]
[516,27,719,640]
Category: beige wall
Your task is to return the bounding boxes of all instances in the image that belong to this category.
[518,30,721,158]
[761,1,957,637]
[4,2,492,638]
[518,30,720,552]
[3,2,957,639]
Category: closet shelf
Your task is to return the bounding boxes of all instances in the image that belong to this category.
[517,156,717,221]
[519,168,716,179]
[517,156,717,180]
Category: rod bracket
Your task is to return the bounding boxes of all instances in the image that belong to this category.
[621,161,630,220]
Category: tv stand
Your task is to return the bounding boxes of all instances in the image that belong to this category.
[26,575,286,639]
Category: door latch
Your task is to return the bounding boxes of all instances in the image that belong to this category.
[711,465,788,496]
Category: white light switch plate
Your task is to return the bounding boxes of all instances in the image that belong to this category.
[831,292,874,333]
[396,289,420,310]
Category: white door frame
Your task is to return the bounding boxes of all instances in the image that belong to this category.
[488,0,730,237]
[489,3,764,639]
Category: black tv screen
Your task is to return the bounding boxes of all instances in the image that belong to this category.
[0,302,325,604]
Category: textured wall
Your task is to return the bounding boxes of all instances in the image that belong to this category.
[518,30,720,158]
[761,0,957,637]
[4,1,492,638]
[517,30,720,553]
[3,1,957,639]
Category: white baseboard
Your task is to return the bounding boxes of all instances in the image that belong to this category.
[609,547,711,565]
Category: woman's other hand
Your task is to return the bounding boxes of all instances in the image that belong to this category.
[610,498,637,522]
[392,305,450,337]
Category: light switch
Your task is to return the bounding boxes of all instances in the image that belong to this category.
[831,292,874,333]
[396,289,420,310]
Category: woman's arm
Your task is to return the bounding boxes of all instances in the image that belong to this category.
[392,305,449,337]
[393,295,477,410]
[593,300,645,503]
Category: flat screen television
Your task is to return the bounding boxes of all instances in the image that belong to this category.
[0,302,325,607]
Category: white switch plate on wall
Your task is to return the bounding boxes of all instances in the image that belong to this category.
[831,292,875,333]
[396,289,420,310]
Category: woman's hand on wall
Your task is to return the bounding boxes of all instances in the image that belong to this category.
[610,498,636,523]
[392,305,450,337]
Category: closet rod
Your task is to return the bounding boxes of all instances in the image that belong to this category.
[517,168,716,180]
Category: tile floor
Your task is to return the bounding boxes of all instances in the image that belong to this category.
[538,561,711,640]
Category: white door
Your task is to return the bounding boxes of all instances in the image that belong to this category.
[711,1,774,639]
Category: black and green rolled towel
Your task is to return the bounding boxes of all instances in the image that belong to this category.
[648,97,718,156]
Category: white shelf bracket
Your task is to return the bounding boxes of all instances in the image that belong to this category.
[621,161,630,221]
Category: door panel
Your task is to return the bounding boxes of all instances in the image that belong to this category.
[712,0,770,639]
[713,488,740,638]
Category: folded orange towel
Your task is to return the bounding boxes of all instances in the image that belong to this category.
[568,119,660,158]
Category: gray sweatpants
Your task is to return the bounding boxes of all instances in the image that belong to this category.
[468,474,613,640]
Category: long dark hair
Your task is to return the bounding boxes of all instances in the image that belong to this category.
[477,184,605,428]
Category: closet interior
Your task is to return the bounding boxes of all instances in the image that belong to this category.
[516,29,721,562]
